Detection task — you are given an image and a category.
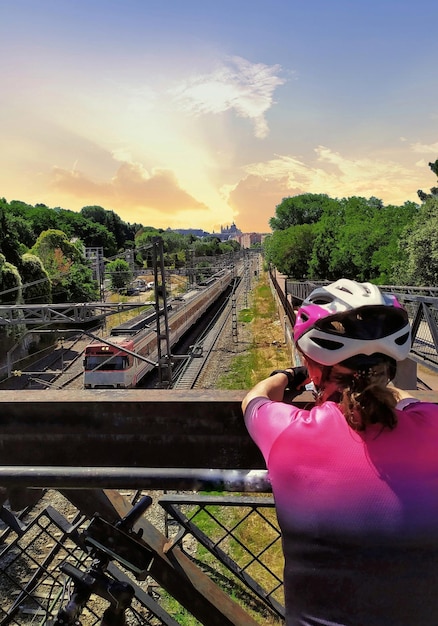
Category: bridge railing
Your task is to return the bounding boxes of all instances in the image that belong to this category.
[0,390,295,625]
[1,390,438,626]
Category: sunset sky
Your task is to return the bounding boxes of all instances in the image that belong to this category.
[1,0,437,234]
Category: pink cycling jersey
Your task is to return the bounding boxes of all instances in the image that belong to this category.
[244,397,438,626]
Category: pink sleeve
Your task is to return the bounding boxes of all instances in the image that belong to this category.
[243,397,301,462]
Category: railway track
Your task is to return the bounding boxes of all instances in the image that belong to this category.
[173,278,245,389]
[0,256,258,392]
[0,287,241,391]
[0,334,93,390]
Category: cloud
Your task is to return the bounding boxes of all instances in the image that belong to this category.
[227,146,426,232]
[242,147,421,200]
[227,174,299,233]
[411,141,438,154]
[171,56,285,139]
[50,161,210,214]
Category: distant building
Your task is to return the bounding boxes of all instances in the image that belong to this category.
[211,222,243,241]
[170,228,210,238]
[170,223,269,248]
[239,232,265,248]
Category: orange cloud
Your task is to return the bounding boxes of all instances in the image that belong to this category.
[227,174,299,232]
[50,162,210,215]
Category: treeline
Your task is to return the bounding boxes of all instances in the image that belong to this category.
[0,199,240,306]
[264,160,438,286]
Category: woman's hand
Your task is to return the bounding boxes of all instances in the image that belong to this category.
[242,366,310,412]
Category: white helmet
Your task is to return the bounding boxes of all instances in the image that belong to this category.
[294,279,411,366]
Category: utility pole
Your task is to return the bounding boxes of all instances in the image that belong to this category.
[152,237,173,388]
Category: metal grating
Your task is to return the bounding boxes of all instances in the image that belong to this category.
[159,494,284,620]
[0,505,174,625]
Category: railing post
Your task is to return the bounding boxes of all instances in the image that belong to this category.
[393,358,417,390]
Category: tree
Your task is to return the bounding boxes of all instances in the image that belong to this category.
[393,197,438,285]
[30,229,98,302]
[264,224,316,278]
[0,200,23,267]
[31,230,82,270]
[106,258,133,292]
[269,194,335,231]
[0,253,22,304]
[305,196,418,282]
[81,205,138,249]
[20,253,52,303]
[307,198,346,279]
[328,197,388,281]
[60,263,99,302]
[417,159,438,201]
[370,202,418,283]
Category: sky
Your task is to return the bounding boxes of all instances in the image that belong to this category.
[1,0,438,234]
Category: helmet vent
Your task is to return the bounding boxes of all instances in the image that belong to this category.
[395,332,410,346]
[312,337,344,351]
[310,296,334,305]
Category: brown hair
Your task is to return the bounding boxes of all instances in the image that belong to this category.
[319,361,398,432]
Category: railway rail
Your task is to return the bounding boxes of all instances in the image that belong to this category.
[173,272,246,389]
[0,334,92,390]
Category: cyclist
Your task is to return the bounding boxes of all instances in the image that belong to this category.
[242,279,438,625]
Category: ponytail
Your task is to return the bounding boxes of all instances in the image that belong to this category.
[336,362,397,431]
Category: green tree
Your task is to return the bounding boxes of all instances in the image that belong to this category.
[20,253,52,303]
[417,159,438,201]
[0,253,22,304]
[30,229,98,302]
[106,258,133,291]
[393,197,438,285]
[31,230,82,270]
[134,228,163,267]
[80,205,138,249]
[307,198,346,279]
[61,263,99,302]
[370,202,418,283]
[269,194,334,231]
[306,196,417,282]
[0,200,23,267]
[6,201,119,255]
[328,196,385,280]
[264,224,316,277]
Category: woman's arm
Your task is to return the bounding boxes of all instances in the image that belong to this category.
[389,385,419,402]
[241,372,289,413]
[241,367,309,413]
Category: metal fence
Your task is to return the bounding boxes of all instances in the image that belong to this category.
[0,491,284,625]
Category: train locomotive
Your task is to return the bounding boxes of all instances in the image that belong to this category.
[83,270,233,389]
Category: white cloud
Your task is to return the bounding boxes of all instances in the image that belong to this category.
[241,146,421,204]
[171,56,286,139]
[411,141,438,154]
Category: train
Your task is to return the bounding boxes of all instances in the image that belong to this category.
[83,270,234,389]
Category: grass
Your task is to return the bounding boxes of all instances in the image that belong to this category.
[103,273,189,333]
[218,271,292,390]
[159,497,284,625]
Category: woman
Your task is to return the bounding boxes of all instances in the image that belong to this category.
[242,279,438,626]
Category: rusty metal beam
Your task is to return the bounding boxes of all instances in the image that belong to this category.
[0,389,267,469]
[62,488,260,626]
[0,389,434,487]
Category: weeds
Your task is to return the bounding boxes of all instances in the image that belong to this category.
[218,272,291,390]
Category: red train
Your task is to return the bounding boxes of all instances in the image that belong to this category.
[83,271,233,389]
